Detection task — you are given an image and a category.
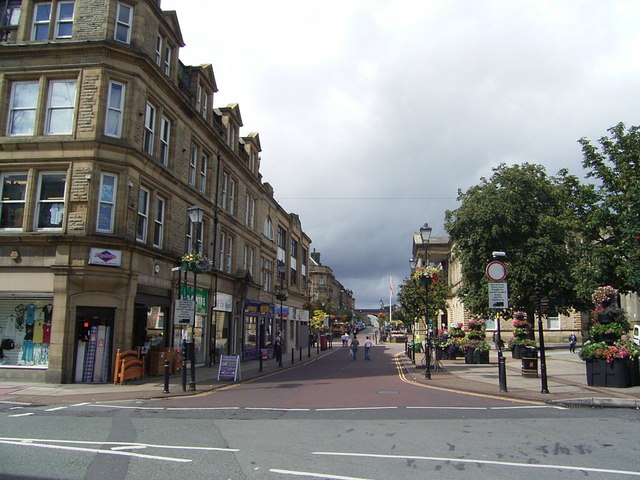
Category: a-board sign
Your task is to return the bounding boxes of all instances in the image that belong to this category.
[217,355,241,381]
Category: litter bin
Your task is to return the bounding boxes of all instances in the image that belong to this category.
[320,334,328,351]
[521,346,538,377]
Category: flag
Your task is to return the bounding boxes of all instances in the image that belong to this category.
[389,276,393,297]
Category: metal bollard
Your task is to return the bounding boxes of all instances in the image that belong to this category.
[163,359,170,394]
[291,348,295,363]
[181,341,187,392]
[259,349,263,372]
[308,343,311,358]
[299,346,302,361]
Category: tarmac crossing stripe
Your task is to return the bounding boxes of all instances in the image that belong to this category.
[314,452,640,477]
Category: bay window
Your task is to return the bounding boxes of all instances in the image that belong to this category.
[45,80,76,135]
[96,173,117,233]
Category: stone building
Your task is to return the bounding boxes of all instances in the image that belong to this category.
[0,0,312,383]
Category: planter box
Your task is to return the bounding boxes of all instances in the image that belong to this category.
[465,349,489,364]
[592,332,618,345]
[512,344,527,359]
[585,358,638,388]
[436,348,456,360]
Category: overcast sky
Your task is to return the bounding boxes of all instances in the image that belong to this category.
[162,0,640,309]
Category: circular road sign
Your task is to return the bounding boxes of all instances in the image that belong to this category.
[486,261,507,282]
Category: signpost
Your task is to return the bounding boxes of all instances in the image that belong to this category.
[488,282,509,309]
[487,258,508,392]
[174,299,195,326]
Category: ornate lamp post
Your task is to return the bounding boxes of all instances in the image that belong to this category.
[418,223,433,379]
[276,261,287,367]
[186,205,204,391]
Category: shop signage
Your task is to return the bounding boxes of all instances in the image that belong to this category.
[88,248,122,267]
[213,292,233,312]
[179,286,208,314]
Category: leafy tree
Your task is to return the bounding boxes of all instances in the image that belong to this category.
[444,163,591,319]
[310,310,327,333]
[578,122,640,294]
[397,274,450,330]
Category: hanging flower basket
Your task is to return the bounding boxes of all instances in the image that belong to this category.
[275,290,288,301]
[181,253,212,273]
[412,266,441,285]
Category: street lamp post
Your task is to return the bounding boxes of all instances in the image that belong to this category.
[187,205,204,392]
[419,223,432,380]
[276,261,286,367]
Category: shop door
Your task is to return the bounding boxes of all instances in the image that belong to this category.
[73,307,115,383]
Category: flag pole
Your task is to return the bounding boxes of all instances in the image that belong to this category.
[389,276,393,323]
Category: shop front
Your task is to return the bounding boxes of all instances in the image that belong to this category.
[211,292,233,362]
[0,295,53,370]
[243,301,275,360]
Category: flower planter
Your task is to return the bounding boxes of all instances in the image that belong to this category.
[592,332,619,345]
[465,348,489,364]
[436,347,456,360]
[512,344,527,359]
[597,312,615,324]
[585,358,638,388]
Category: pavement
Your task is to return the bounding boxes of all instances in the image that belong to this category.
[0,341,639,409]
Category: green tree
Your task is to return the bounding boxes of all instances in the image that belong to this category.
[310,310,327,333]
[397,273,449,330]
[578,122,640,294]
[444,163,591,319]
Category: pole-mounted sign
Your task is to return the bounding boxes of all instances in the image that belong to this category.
[486,261,507,282]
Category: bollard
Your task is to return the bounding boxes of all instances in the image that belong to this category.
[181,340,187,392]
[291,347,295,364]
[308,343,311,358]
[498,354,508,392]
[299,346,302,361]
[163,359,170,394]
[259,349,263,372]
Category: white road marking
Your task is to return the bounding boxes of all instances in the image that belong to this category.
[270,468,374,480]
[314,451,640,477]
[44,406,67,412]
[0,437,239,453]
[0,439,191,463]
[315,407,398,412]
[8,412,33,417]
[245,407,311,412]
[0,401,31,406]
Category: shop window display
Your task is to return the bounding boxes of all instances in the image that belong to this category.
[0,301,52,367]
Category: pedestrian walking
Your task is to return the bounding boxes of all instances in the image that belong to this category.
[350,335,359,360]
[569,333,577,353]
[341,332,349,346]
[364,336,373,360]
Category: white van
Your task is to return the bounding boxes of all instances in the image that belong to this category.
[633,325,640,346]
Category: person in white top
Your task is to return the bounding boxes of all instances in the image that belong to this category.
[364,336,373,360]
[341,333,349,346]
